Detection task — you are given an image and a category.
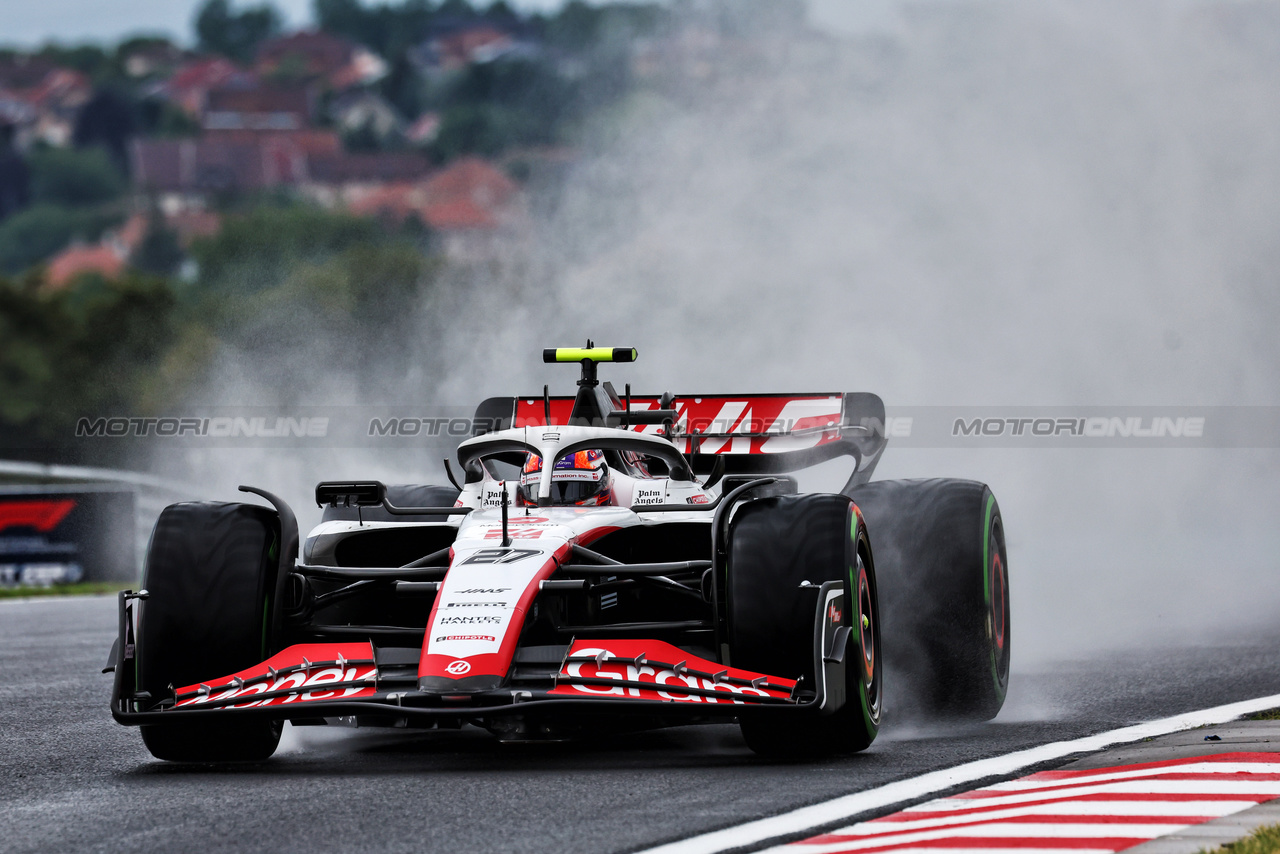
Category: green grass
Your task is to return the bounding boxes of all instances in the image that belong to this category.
[1199,823,1280,854]
[0,581,131,599]
[1247,708,1280,721]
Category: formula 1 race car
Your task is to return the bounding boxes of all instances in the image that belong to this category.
[106,346,1010,761]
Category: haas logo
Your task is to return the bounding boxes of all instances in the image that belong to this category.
[445,660,471,675]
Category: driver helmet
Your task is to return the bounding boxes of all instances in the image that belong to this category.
[518,449,612,506]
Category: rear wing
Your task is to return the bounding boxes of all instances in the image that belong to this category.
[473,392,888,485]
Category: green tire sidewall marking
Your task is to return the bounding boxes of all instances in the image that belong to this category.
[262,530,279,658]
[136,523,157,711]
[261,596,271,659]
[851,508,877,732]
[981,493,993,606]
[134,597,142,710]
[134,621,141,711]
[981,492,1006,699]
[859,678,875,733]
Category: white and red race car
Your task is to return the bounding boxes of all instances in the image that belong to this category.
[107,346,1010,761]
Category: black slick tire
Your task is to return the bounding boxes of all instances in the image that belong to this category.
[136,502,283,762]
[727,494,882,758]
[845,479,1009,721]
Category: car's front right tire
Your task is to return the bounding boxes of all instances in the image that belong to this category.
[727,494,881,758]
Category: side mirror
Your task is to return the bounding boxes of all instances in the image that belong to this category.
[315,481,385,508]
[701,456,726,490]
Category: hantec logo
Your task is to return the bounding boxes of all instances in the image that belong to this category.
[439,615,503,625]
[445,660,471,675]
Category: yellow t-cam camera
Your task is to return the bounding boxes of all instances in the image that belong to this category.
[543,347,637,363]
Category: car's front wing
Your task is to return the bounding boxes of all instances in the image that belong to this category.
[108,580,851,725]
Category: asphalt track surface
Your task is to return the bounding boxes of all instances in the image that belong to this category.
[3,596,1279,854]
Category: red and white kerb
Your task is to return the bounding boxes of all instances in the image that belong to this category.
[780,752,1280,853]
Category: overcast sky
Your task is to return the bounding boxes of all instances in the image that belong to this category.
[1,0,580,48]
[1,0,902,49]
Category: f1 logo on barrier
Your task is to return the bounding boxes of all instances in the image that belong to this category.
[461,548,541,565]
[0,499,77,533]
[445,660,471,675]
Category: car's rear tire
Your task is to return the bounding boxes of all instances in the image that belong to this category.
[728,494,881,758]
[136,502,283,762]
[845,479,1009,721]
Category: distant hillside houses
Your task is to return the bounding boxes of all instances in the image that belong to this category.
[254,30,387,89]
[130,132,429,195]
[0,56,93,149]
[0,0,710,274]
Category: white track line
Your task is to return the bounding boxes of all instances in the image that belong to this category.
[0,593,120,606]
[633,692,1280,854]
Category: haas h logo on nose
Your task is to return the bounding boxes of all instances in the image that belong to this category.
[445,660,471,675]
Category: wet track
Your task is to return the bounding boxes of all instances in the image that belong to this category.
[3,596,1279,854]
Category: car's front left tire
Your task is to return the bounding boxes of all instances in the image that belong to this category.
[136,501,283,762]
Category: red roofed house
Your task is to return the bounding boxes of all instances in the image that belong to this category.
[346,157,517,227]
[136,48,430,201]
[345,157,524,259]
[132,129,430,199]
[44,213,148,289]
[202,84,312,131]
[132,130,343,194]
[45,244,126,288]
[255,31,386,90]
[23,68,91,147]
[0,57,92,148]
[161,57,250,118]
[42,210,220,287]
